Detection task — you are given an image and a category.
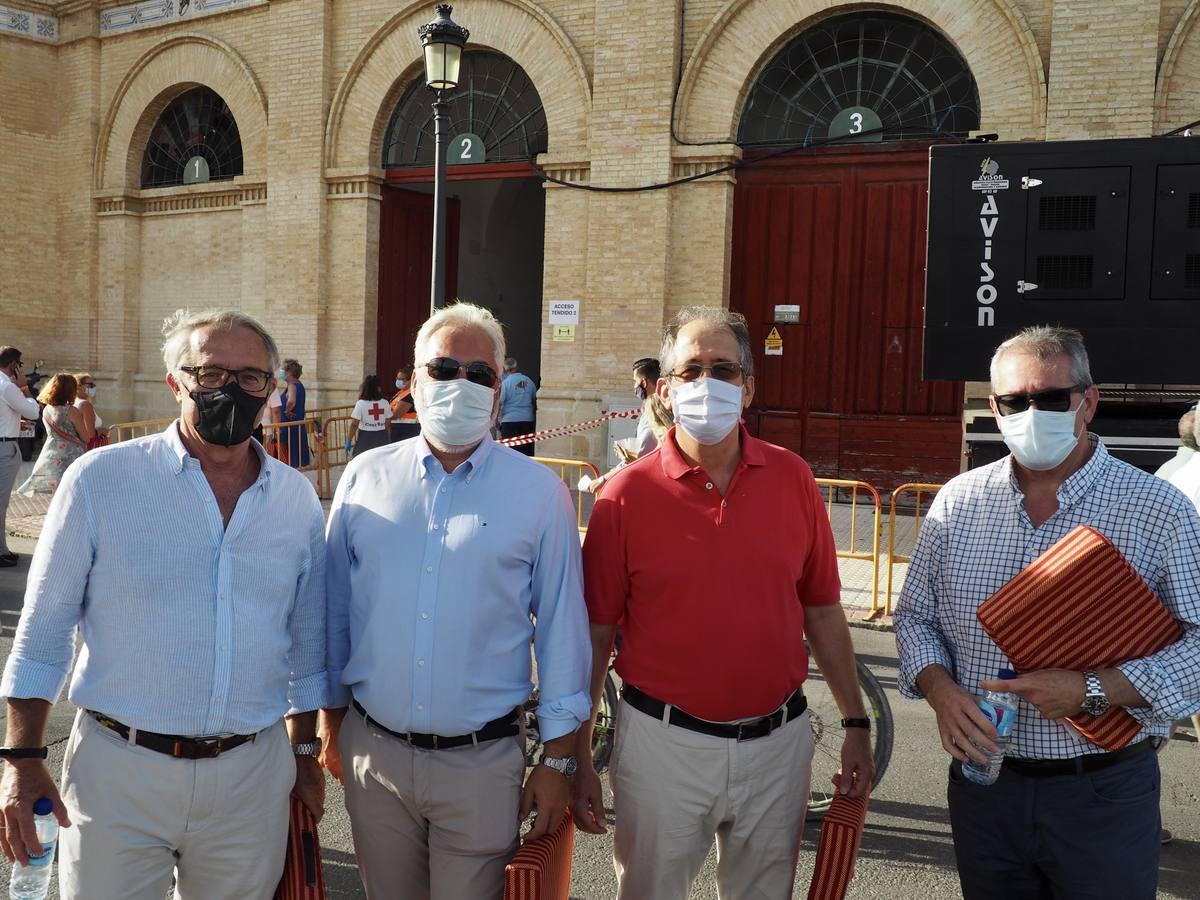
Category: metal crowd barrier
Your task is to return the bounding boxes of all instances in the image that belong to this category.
[885,482,946,616]
[108,417,174,443]
[814,478,884,618]
[533,456,601,533]
[261,418,327,496]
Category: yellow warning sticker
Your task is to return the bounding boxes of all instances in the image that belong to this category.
[765,326,783,356]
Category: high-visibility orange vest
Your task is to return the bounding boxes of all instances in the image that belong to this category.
[390,388,417,421]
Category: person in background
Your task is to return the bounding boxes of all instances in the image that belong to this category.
[498,357,537,457]
[0,347,41,566]
[279,358,310,468]
[1155,404,1197,480]
[18,374,93,497]
[389,365,419,442]
[73,373,109,448]
[581,358,674,494]
[345,375,393,458]
[254,377,283,455]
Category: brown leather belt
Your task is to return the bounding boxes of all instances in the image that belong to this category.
[88,710,258,760]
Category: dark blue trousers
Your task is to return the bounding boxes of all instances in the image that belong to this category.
[947,750,1160,899]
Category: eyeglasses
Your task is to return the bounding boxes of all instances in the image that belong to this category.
[668,362,746,383]
[422,357,498,388]
[179,365,272,393]
[993,384,1088,417]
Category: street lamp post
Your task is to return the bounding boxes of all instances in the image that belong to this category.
[418,4,469,313]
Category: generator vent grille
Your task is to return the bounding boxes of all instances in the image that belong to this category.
[1039,195,1096,231]
[1036,255,1094,290]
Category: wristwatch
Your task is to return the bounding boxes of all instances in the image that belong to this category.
[841,718,871,731]
[0,747,48,760]
[1080,671,1110,717]
[291,740,321,758]
[538,754,578,778]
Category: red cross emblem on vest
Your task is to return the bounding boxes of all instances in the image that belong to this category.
[368,403,385,422]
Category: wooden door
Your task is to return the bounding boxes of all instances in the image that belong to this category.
[731,145,964,489]
[377,187,460,381]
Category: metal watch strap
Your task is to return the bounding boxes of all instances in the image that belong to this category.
[291,740,321,758]
[841,717,871,730]
[0,747,49,760]
[538,754,578,777]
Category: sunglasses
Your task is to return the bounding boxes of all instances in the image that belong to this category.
[423,357,498,388]
[993,384,1088,417]
[668,362,746,383]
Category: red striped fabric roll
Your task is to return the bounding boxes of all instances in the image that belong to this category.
[807,793,869,900]
[503,809,576,900]
[274,797,327,900]
[976,524,1181,750]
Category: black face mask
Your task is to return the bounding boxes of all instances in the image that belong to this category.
[634,384,647,402]
[189,381,267,447]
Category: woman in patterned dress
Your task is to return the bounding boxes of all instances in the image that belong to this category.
[18,373,93,496]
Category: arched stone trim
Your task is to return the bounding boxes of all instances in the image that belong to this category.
[676,0,1046,146]
[94,33,268,192]
[1155,0,1200,133]
[325,0,591,171]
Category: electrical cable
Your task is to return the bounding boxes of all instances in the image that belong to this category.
[1158,117,1199,137]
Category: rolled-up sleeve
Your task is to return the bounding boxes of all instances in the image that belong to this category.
[1,380,40,421]
[894,499,955,700]
[529,481,592,741]
[324,470,355,708]
[1117,510,1200,724]
[1,463,94,701]
[286,495,330,714]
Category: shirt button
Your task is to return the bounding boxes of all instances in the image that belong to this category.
[705,482,713,490]
[416,704,424,711]
[432,524,440,530]
[417,659,425,667]
[220,645,228,651]
[215,696,223,703]
[421,612,429,619]
[425,565,433,573]
[218,593,225,600]
[440,487,448,494]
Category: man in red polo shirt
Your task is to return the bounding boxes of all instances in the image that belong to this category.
[575,306,873,899]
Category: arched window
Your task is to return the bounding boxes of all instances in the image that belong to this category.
[383,49,548,168]
[738,12,980,147]
[140,87,244,188]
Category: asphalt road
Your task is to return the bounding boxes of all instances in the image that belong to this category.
[1,534,1197,898]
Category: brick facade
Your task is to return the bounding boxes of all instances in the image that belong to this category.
[0,0,1196,460]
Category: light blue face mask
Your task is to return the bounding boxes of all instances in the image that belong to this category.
[396,379,407,390]
[996,405,1083,471]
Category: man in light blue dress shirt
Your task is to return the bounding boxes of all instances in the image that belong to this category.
[0,310,329,899]
[322,303,590,900]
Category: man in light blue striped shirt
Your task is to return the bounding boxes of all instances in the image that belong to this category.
[322,303,590,900]
[0,310,328,899]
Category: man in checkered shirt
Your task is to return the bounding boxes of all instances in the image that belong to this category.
[895,325,1200,900]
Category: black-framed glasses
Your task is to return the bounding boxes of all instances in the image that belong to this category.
[179,365,272,393]
[668,362,746,383]
[423,357,498,388]
[993,384,1088,417]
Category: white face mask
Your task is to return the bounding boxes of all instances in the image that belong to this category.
[670,378,744,445]
[416,377,496,449]
[84,386,96,398]
[996,406,1083,471]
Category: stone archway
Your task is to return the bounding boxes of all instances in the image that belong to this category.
[1155,0,1200,133]
[675,0,1046,145]
[94,33,267,193]
[324,0,591,172]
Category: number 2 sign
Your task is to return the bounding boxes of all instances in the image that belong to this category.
[447,132,486,165]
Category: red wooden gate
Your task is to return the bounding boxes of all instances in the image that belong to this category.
[731,145,964,489]
[377,187,460,381]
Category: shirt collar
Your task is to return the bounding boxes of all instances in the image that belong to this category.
[1004,432,1109,506]
[416,431,495,479]
[163,420,272,487]
[658,422,765,480]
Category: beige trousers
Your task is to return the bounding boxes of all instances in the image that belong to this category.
[58,710,294,900]
[610,697,816,900]
[339,706,525,900]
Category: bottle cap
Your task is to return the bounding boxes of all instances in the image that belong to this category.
[32,798,52,816]
[998,668,1017,680]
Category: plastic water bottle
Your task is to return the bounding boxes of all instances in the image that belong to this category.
[9,798,57,900]
[962,669,1019,786]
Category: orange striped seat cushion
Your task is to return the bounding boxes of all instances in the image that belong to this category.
[503,808,576,900]
[807,793,869,900]
[274,796,326,900]
[976,524,1181,750]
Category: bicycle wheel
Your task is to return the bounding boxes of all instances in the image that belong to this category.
[590,672,619,773]
[804,658,894,822]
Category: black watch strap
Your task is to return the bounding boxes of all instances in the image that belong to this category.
[0,747,49,760]
[841,717,871,730]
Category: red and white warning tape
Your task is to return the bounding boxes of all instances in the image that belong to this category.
[497,408,640,448]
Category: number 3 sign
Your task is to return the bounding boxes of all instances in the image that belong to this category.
[827,107,882,143]
[448,133,486,165]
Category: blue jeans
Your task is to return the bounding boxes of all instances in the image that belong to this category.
[947,749,1160,899]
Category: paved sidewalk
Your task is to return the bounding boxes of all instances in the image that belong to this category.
[5,460,48,541]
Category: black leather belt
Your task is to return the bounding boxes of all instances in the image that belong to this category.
[623,684,807,742]
[1002,738,1154,777]
[88,710,258,760]
[353,700,520,750]
[0,437,17,442]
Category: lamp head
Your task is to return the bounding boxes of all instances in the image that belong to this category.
[418,4,469,91]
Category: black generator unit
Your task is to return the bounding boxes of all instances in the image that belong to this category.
[923,136,1200,382]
